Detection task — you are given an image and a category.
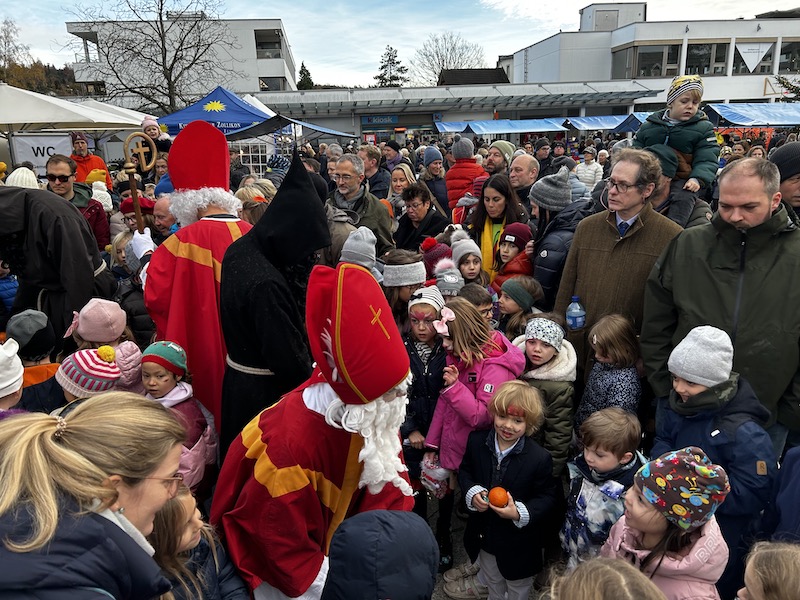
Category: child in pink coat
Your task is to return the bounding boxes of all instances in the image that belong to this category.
[601,447,731,600]
[425,296,526,472]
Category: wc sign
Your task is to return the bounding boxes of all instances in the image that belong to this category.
[10,135,73,176]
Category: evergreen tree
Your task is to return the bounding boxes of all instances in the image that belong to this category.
[775,74,800,102]
[374,45,408,88]
[298,62,314,90]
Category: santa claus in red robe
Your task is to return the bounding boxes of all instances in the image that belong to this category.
[143,120,252,427]
[211,261,416,599]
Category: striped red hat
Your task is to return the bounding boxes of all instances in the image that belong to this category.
[56,345,121,398]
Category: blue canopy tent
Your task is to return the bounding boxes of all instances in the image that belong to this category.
[563,115,628,131]
[160,86,271,136]
[704,103,800,127]
[225,114,354,141]
[612,112,652,134]
[435,119,567,135]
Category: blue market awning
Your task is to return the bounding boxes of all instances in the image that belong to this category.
[225,114,354,140]
[435,121,469,133]
[161,86,271,136]
[704,103,800,127]
[612,112,652,134]
[563,115,628,131]
[434,119,568,135]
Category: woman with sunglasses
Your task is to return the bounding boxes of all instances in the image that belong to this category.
[0,392,186,599]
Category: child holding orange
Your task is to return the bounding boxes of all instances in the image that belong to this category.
[454,380,561,600]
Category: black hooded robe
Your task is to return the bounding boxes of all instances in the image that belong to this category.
[219,153,332,453]
[0,187,115,346]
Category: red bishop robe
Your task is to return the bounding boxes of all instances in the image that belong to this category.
[210,377,415,597]
[144,215,252,427]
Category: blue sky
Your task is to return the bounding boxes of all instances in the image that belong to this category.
[17,0,800,87]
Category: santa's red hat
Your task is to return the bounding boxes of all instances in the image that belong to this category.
[169,120,230,191]
[306,262,410,404]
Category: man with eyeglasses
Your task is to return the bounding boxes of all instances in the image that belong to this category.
[45,154,110,251]
[555,148,681,378]
[69,131,113,189]
[326,154,394,256]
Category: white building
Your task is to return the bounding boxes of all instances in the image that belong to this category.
[511,3,800,111]
[66,17,297,109]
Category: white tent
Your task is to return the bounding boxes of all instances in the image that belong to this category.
[76,99,152,125]
[0,82,143,133]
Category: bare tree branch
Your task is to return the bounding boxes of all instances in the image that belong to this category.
[66,0,244,113]
[409,31,486,87]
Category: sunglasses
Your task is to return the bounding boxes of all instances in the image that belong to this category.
[46,173,73,183]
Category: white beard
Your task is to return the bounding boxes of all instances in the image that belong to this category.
[325,374,414,496]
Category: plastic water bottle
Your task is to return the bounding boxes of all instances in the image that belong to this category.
[566,296,586,330]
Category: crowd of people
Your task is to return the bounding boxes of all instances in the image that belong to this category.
[0,73,800,600]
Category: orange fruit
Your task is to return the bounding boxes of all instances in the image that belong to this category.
[488,486,508,508]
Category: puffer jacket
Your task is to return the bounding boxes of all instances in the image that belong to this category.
[515,335,577,476]
[567,171,591,203]
[642,203,800,429]
[633,109,719,186]
[425,331,526,470]
[601,515,729,600]
[490,250,533,295]
[445,158,486,209]
[169,536,249,600]
[531,199,595,311]
[652,374,775,519]
[0,501,170,600]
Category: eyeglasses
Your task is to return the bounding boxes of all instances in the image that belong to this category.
[46,173,73,183]
[333,173,354,182]
[145,472,184,496]
[403,283,423,293]
[605,178,640,194]
[406,202,425,211]
[478,307,493,317]
[123,215,138,223]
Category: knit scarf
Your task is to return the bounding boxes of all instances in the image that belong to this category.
[669,373,738,416]
[481,217,505,281]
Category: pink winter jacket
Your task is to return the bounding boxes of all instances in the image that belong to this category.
[425,331,526,470]
[601,515,728,600]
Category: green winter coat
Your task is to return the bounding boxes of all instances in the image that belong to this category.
[642,203,800,429]
[514,335,577,477]
[326,187,395,256]
[633,110,719,186]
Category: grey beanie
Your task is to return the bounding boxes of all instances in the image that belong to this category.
[434,258,464,297]
[450,229,482,268]
[451,134,475,160]
[424,146,444,167]
[668,325,733,388]
[340,227,377,270]
[551,156,577,172]
[525,318,564,352]
[529,166,572,212]
[6,309,55,361]
[383,261,426,287]
[769,141,800,183]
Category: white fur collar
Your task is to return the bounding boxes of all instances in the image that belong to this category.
[513,335,578,382]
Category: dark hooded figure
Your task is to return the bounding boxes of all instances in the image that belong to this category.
[0,186,116,353]
[219,151,332,454]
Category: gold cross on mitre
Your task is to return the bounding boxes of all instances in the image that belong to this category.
[369,305,391,340]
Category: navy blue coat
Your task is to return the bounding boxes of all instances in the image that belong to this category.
[459,431,560,581]
[169,536,248,600]
[0,502,169,600]
[401,335,446,479]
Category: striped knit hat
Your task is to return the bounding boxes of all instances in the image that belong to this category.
[666,74,704,106]
[56,345,121,398]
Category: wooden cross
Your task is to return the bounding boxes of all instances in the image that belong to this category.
[131,140,150,165]
[369,305,390,340]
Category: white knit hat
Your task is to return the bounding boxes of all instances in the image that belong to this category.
[92,181,113,212]
[6,167,40,190]
[408,286,445,314]
[668,326,733,388]
[0,338,24,398]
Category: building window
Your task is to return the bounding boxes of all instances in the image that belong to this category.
[612,47,633,79]
[686,43,728,76]
[732,43,774,74]
[779,41,800,73]
[259,77,284,91]
[634,45,681,78]
[254,30,283,60]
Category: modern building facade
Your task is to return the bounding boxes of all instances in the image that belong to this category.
[66,17,297,109]
[511,3,800,111]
